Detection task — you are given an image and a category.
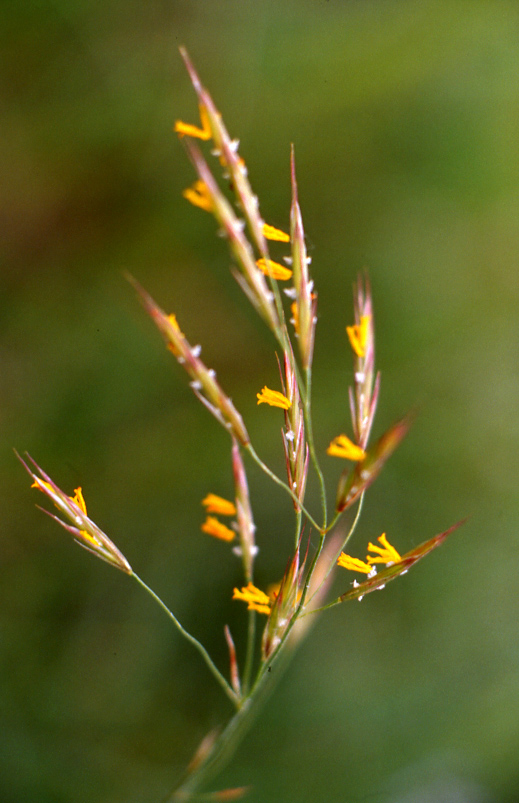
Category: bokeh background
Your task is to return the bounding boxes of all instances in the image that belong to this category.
[3,1,519,801]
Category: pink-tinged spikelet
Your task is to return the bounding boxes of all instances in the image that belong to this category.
[18,452,132,574]
[128,276,250,446]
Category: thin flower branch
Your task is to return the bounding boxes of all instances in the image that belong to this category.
[306,492,366,606]
[245,443,323,534]
[133,573,239,707]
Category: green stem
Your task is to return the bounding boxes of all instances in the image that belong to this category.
[267,276,291,352]
[167,635,293,801]
[246,443,322,533]
[294,507,303,550]
[298,532,326,614]
[167,523,331,800]
[298,596,344,616]
[132,573,238,707]
[323,509,342,535]
[168,700,254,801]
[307,493,365,606]
[303,364,328,528]
[165,509,333,801]
[242,608,256,696]
[249,530,327,694]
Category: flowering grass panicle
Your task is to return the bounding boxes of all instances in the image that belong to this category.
[18,49,464,803]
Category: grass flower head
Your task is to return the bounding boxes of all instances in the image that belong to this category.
[17,48,463,803]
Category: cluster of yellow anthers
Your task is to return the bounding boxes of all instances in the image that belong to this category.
[180,171,303,335]
[338,533,401,574]
[37,482,90,537]
[326,309,373,463]
[201,493,237,543]
[232,582,272,616]
[231,535,402,618]
[327,434,366,462]
[346,315,370,360]
[256,387,292,410]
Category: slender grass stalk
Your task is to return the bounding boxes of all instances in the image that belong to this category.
[132,573,238,707]
[303,364,328,528]
[168,672,266,801]
[245,443,323,533]
[241,608,256,696]
[168,579,317,801]
[294,507,303,550]
[307,493,365,605]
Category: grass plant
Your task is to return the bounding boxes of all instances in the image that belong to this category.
[18,49,463,802]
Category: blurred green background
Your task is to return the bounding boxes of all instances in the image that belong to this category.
[3,1,519,801]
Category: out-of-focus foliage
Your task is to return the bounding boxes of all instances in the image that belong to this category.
[2,1,519,801]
